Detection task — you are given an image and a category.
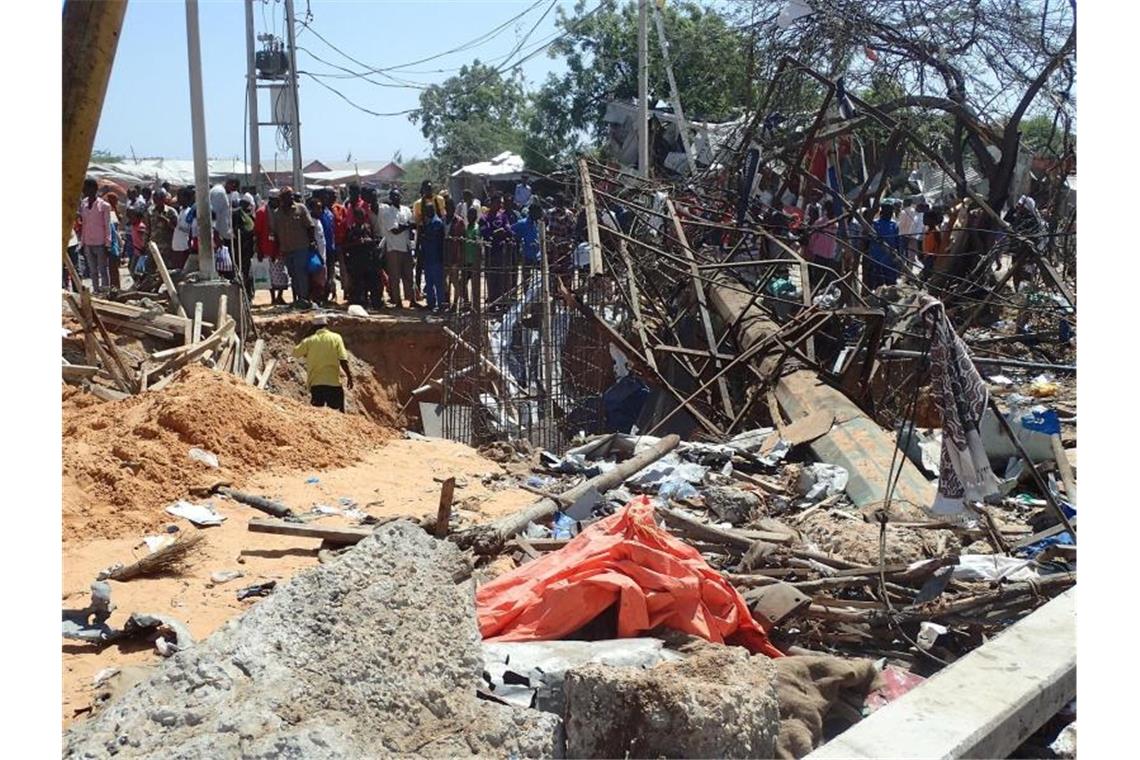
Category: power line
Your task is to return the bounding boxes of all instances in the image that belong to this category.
[297,45,427,90]
[299,72,418,118]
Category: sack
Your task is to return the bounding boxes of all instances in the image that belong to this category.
[250,258,272,291]
[306,250,324,275]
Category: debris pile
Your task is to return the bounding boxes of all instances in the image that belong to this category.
[64,522,563,759]
[62,365,392,541]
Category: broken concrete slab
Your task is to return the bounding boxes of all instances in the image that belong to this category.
[65,522,562,759]
[563,644,779,759]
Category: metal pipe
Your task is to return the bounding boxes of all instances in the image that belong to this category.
[637,0,649,177]
[185,0,215,278]
[244,0,262,195]
[877,349,1075,373]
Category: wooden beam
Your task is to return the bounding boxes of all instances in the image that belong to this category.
[145,319,234,390]
[247,517,373,546]
[147,241,186,317]
[435,477,456,538]
[244,338,265,385]
[256,358,278,389]
[577,158,604,276]
[665,198,735,419]
[191,301,203,343]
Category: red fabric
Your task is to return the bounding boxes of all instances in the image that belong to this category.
[331,202,349,247]
[476,497,783,658]
[254,205,278,259]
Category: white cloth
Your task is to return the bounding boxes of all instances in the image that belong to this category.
[313,216,327,260]
[172,207,193,252]
[379,203,413,252]
[209,183,233,239]
[513,183,532,209]
[898,207,921,239]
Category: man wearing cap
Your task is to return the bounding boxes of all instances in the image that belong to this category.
[271,186,318,308]
[292,314,353,412]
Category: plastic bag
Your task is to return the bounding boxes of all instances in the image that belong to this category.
[249,258,272,291]
[307,250,324,275]
[214,244,234,273]
[133,253,149,276]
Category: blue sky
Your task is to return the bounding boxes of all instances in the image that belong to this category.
[93,0,577,164]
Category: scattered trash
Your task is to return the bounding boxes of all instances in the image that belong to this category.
[188,447,219,469]
[1028,374,1059,398]
[210,570,244,585]
[305,476,321,484]
[703,486,761,525]
[62,582,115,644]
[311,504,341,515]
[864,665,926,714]
[796,463,849,501]
[122,612,195,657]
[165,500,226,527]
[1050,722,1076,759]
[915,621,949,651]
[951,554,1044,583]
[236,580,277,601]
[97,533,205,581]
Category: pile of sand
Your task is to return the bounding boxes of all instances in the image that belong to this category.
[62,365,393,542]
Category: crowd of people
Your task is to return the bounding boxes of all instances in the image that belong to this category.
[69,172,589,315]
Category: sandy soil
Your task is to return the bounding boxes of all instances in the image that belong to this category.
[62,436,534,727]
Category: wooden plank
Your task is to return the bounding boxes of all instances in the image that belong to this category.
[665,197,734,420]
[146,319,235,390]
[244,338,266,385]
[577,158,604,276]
[247,517,372,546]
[97,315,177,341]
[88,385,130,402]
[80,290,137,393]
[655,504,793,548]
[617,240,658,372]
[191,302,203,343]
[148,241,186,317]
[1051,433,1077,505]
[807,590,1076,760]
[256,358,278,389]
[62,364,100,381]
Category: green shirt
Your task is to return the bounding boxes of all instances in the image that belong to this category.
[463,221,481,265]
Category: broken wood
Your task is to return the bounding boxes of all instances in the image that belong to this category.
[435,477,456,538]
[655,504,793,549]
[191,302,203,343]
[256,358,278,389]
[148,241,186,317]
[247,518,372,546]
[452,433,682,555]
[244,338,266,385]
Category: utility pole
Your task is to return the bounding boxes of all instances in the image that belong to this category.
[244,0,262,195]
[637,0,649,177]
[185,0,215,278]
[284,0,304,192]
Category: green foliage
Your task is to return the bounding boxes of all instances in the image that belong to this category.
[413,60,532,174]
[1019,114,1073,157]
[536,0,752,142]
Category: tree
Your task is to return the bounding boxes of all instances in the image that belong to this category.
[534,0,753,143]
[413,61,531,174]
[91,148,124,163]
[737,0,1076,212]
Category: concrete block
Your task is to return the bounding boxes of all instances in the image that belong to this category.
[563,645,779,759]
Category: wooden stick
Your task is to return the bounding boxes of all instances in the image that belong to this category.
[577,157,604,276]
[666,197,734,419]
[1050,433,1076,505]
[244,338,265,385]
[148,241,186,317]
[435,477,456,538]
[655,504,792,548]
[75,290,137,393]
[256,358,277,389]
[191,302,203,343]
[452,434,682,555]
[248,518,372,546]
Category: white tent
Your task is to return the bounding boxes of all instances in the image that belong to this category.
[449,151,526,199]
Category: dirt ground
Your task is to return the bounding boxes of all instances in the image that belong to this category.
[62,436,534,726]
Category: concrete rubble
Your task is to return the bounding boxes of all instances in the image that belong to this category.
[563,645,780,759]
[64,522,562,759]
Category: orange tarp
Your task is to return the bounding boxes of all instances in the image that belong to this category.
[476,497,783,658]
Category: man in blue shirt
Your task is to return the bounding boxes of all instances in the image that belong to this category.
[866,203,904,290]
[419,202,447,312]
[511,204,542,285]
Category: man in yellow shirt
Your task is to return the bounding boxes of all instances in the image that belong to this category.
[292,314,354,411]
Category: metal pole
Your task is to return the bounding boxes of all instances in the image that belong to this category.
[652,1,697,176]
[637,0,649,177]
[244,0,262,195]
[284,0,304,192]
[538,222,555,448]
[185,0,215,278]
